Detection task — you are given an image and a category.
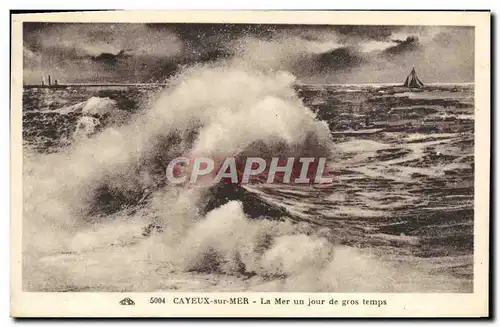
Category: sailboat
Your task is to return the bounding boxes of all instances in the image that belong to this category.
[403,67,424,88]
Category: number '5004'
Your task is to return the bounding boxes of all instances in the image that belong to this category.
[150,297,166,304]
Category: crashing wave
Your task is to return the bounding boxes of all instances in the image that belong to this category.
[22,64,470,292]
[53,97,118,116]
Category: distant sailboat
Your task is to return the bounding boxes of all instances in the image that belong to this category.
[39,73,65,88]
[403,67,424,88]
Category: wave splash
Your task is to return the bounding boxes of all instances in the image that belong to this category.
[23,64,468,292]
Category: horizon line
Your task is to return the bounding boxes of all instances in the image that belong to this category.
[23,81,475,87]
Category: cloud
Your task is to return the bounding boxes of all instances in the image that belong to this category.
[383,36,421,56]
[90,50,129,65]
[23,23,183,83]
[314,47,365,70]
[432,27,474,48]
[23,23,474,84]
[26,23,183,57]
[289,47,365,78]
[333,25,399,41]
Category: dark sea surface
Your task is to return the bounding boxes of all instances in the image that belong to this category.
[22,80,474,292]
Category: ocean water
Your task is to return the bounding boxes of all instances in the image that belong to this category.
[22,66,474,292]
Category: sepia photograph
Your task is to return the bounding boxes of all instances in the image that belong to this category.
[10,10,490,317]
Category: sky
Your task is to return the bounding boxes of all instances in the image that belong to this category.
[23,23,474,84]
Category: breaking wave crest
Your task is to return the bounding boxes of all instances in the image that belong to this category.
[23,64,469,292]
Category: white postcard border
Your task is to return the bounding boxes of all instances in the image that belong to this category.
[10,10,491,318]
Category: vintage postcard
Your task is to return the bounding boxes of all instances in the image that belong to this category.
[10,10,490,317]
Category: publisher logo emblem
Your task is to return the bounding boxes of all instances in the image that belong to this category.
[119,297,135,305]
